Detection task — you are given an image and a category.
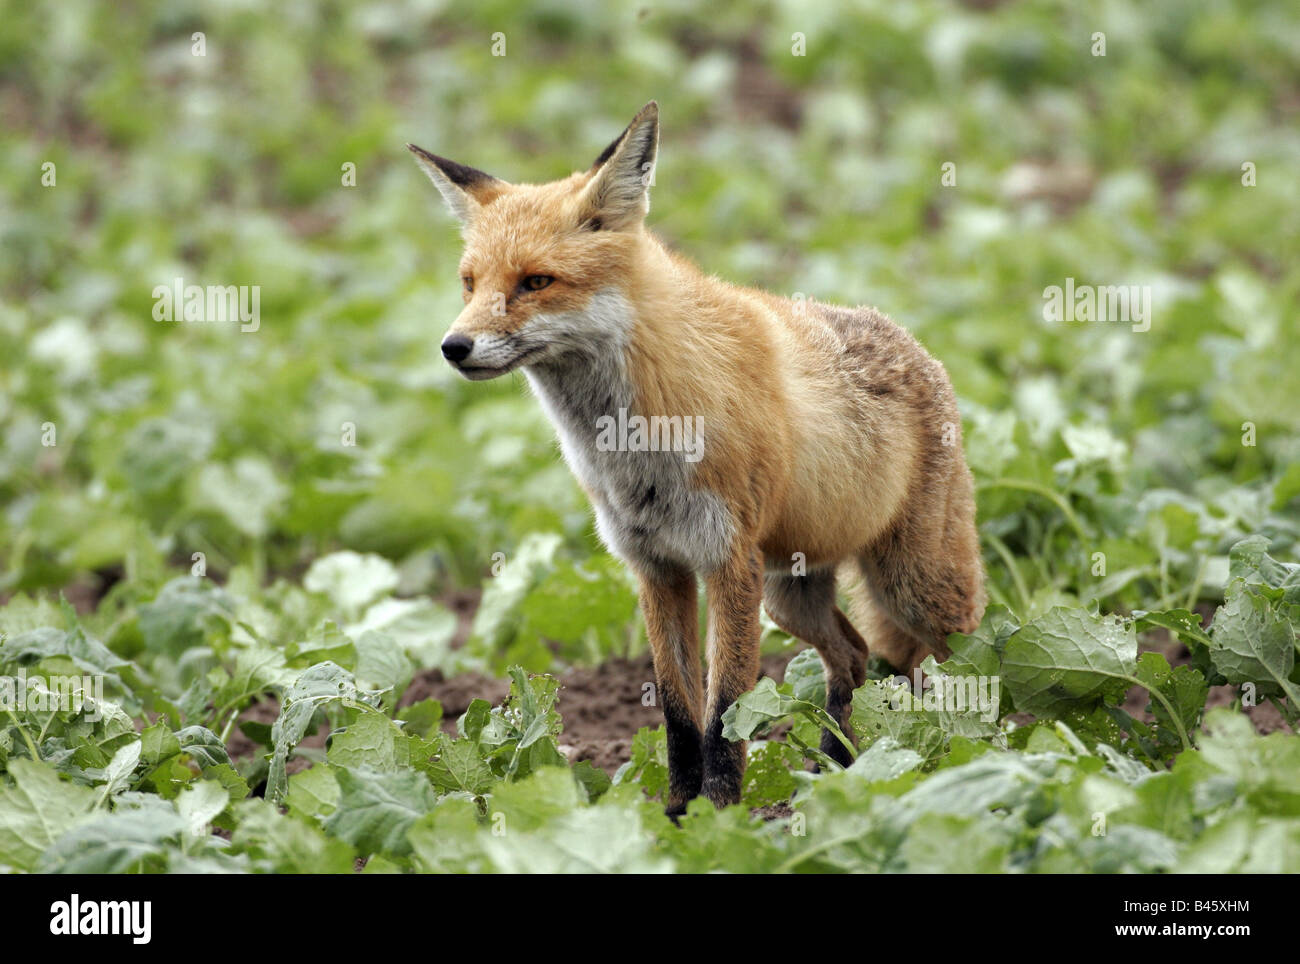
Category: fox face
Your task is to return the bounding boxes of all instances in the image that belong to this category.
[409,102,659,380]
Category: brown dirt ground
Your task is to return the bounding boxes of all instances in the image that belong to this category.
[399,650,798,774]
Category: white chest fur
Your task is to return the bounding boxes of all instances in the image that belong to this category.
[522,291,733,575]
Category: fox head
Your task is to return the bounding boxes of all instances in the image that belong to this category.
[408,102,659,379]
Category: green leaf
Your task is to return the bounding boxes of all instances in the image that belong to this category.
[849,680,945,763]
[190,457,288,540]
[304,551,400,616]
[422,737,495,796]
[230,798,356,873]
[481,803,671,873]
[352,629,414,703]
[397,698,443,740]
[468,532,563,665]
[783,648,827,707]
[899,813,1011,872]
[612,726,670,799]
[1208,588,1300,702]
[937,604,1019,682]
[137,577,236,658]
[176,725,234,769]
[267,661,370,804]
[347,598,458,672]
[323,765,437,856]
[847,737,925,783]
[722,677,855,763]
[38,806,189,874]
[140,721,181,767]
[1228,535,1300,602]
[741,739,802,808]
[94,739,142,799]
[1133,652,1207,756]
[214,643,292,710]
[327,705,409,772]
[1001,608,1137,715]
[572,759,612,803]
[1,621,129,685]
[1196,709,1300,815]
[286,621,356,669]
[176,780,229,836]
[408,798,491,874]
[1177,812,1300,873]
[0,759,96,871]
[1132,609,1213,649]
[721,677,787,740]
[286,765,341,823]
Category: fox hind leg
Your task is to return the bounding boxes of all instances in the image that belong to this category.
[763,568,868,768]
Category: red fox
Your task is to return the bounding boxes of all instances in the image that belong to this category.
[409,102,985,813]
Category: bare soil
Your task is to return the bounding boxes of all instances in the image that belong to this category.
[399,651,798,774]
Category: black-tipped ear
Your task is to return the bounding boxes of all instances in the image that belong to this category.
[407,144,505,224]
[581,102,659,230]
[591,121,632,171]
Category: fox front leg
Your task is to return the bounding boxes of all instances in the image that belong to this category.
[701,546,763,808]
[638,564,705,815]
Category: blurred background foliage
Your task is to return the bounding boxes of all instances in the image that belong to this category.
[1,0,1298,666]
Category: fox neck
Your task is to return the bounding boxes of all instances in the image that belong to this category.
[522,280,734,574]
[523,287,637,423]
[522,236,676,430]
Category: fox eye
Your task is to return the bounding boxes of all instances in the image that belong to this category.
[522,275,553,292]
[461,276,474,293]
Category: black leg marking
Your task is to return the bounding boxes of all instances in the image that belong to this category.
[820,682,855,768]
[701,706,744,807]
[662,691,703,816]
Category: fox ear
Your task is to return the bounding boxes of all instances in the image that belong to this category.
[407,144,505,224]
[581,101,658,230]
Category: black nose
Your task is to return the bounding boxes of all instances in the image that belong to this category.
[441,333,473,363]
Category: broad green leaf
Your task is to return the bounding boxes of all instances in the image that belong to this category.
[481,803,671,873]
[323,765,437,856]
[849,680,945,763]
[286,765,341,823]
[176,780,229,836]
[783,648,826,707]
[847,737,925,783]
[137,577,236,658]
[267,661,369,803]
[422,737,495,796]
[304,551,400,616]
[1207,588,1300,702]
[0,759,96,871]
[327,706,409,772]
[230,798,355,873]
[1001,608,1137,715]
[38,807,189,874]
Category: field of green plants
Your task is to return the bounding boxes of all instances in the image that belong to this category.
[2,0,1298,873]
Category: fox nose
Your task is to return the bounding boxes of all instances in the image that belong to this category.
[441,333,473,363]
